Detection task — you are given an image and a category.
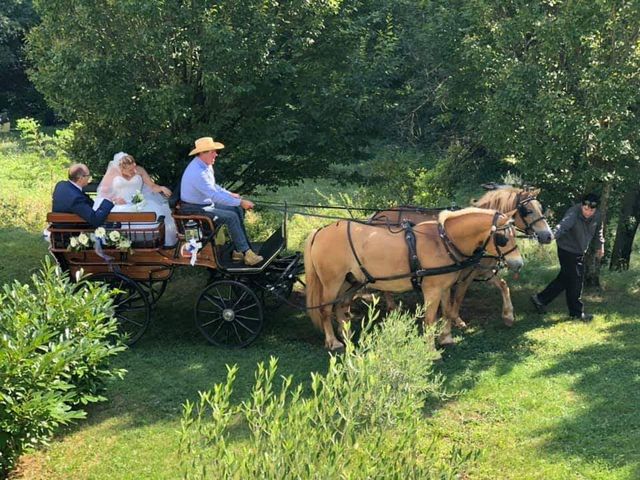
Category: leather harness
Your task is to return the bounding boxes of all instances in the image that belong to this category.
[345,211,514,292]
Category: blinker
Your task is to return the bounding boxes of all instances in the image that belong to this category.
[495,233,509,247]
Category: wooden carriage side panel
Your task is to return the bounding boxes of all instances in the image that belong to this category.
[47,212,158,223]
[47,212,165,251]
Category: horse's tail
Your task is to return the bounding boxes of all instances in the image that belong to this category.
[304,228,323,330]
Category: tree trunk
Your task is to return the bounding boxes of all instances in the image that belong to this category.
[584,183,610,287]
[609,188,640,270]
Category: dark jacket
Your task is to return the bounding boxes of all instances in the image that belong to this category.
[554,204,604,255]
[52,180,114,227]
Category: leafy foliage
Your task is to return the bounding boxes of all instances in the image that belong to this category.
[179,306,474,479]
[434,0,640,211]
[0,259,126,475]
[0,0,51,120]
[26,0,406,190]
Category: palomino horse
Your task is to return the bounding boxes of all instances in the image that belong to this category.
[304,207,523,350]
[370,186,553,326]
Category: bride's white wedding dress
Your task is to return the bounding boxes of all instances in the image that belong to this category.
[93,174,178,246]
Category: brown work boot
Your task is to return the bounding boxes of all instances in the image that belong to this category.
[243,249,263,266]
[231,250,244,261]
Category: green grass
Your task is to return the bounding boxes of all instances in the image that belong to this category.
[4,134,640,479]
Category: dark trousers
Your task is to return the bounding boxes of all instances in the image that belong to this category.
[538,246,585,317]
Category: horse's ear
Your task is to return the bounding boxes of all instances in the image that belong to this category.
[502,208,518,222]
[530,187,541,197]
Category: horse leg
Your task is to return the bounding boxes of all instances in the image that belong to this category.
[449,270,476,329]
[438,291,457,346]
[384,291,398,312]
[421,285,443,348]
[488,276,514,326]
[335,282,355,342]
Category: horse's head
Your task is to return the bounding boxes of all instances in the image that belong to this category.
[487,209,524,272]
[512,189,553,244]
[438,208,523,272]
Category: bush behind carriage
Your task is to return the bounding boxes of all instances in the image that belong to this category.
[0,259,126,476]
[179,304,475,479]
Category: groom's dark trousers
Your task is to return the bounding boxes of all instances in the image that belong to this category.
[52,180,114,227]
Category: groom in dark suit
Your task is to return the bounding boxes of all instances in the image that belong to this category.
[52,163,114,227]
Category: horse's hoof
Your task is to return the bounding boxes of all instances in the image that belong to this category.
[326,340,345,352]
[453,317,468,329]
[503,316,514,327]
[438,334,455,346]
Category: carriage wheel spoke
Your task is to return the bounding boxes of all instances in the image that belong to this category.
[232,290,249,309]
[212,287,229,308]
[203,293,226,311]
[235,318,257,335]
[209,318,226,339]
[200,315,224,329]
[117,314,144,328]
[236,314,260,322]
[231,322,244,343]
[233,303,258,314]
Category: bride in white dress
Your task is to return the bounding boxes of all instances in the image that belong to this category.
[93,152,178,246]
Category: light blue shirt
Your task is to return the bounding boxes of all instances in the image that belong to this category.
[180,157,241,207]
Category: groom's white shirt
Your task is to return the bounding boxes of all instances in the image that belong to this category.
[70,180,83,192]
[180,156,241,208]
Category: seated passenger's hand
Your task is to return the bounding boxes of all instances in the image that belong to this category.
[158,186,172,197]
[113,197,127,205]
[240,199,255,210]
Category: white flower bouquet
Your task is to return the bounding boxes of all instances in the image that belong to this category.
[67,227,133,253]
[131,190,145,211]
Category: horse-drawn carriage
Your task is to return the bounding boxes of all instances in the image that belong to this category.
[47,184,552,351]
[47,207,303,347]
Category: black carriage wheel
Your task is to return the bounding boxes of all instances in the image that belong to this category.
[139,280,168,307]
[90,272,151,345]
[195,279,264,348]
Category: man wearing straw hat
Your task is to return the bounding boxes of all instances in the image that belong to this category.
[180,136,263,266]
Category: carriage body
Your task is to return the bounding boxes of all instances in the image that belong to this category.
[46,208,302,347]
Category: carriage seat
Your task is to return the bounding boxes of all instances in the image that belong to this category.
[47,212,165,250]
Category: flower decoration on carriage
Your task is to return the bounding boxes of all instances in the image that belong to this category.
[131,190,145,211]
[67,228,133,253]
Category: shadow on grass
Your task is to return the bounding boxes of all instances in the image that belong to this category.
[56,268,330,436]
[533,303,640,475]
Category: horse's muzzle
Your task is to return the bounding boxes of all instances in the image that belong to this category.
[506,258,524,272]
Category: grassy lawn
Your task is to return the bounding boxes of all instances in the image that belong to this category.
[4,133,640,479]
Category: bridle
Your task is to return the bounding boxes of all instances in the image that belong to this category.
[438,211,518,265]
[515,194,547,237]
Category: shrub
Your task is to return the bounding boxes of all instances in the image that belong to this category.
[0,259,126,476]
[179,306,475,479]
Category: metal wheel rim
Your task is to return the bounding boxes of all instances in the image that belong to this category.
[195,279,264,348]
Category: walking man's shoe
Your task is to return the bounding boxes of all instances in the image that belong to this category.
[570,312,593,322]
[530,294,546,314]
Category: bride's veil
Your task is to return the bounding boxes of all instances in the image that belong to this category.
[93,152,125,210]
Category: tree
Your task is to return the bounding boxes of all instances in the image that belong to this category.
[27,0,411,190]
[0,0,51,120]
[430,0,640,283]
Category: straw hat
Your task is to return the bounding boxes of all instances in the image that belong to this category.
[189,137,225,156]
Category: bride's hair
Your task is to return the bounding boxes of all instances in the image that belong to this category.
[119,154,136,167]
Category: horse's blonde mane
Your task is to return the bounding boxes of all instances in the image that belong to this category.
[438,207,494,224]
[472,187,523,211]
